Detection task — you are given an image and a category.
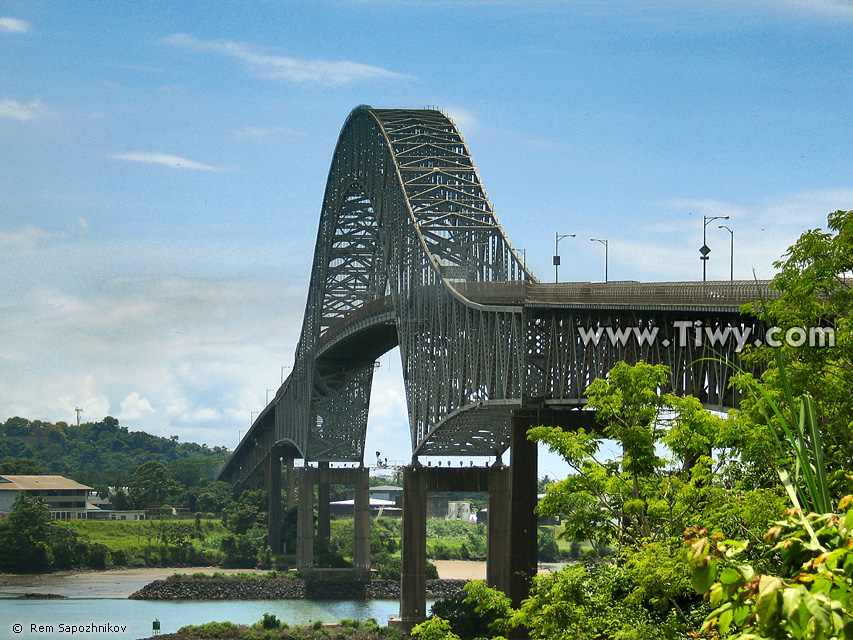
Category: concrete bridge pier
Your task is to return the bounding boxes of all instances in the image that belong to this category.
[318,462,331,550]
[293,465,372,575]
[400,464,428,628]
[353,467,371,569]
[486,462,511,593]
[508,412,539,612]
[266,452,282,554]
[286,457,295,509]
[397,455,533,632]
[296,465,315,568]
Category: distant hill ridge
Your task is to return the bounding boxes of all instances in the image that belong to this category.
[0,416,229,490]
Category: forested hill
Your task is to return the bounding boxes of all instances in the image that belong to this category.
[0,416,230,489]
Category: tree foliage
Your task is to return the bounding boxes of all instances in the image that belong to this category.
[731,210,853,496]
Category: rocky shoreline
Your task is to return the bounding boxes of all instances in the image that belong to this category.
[130,577,468,601]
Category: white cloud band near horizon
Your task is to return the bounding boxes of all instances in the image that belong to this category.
[0,17,30,33]
[109,152,228,172]
[162,33,413,85]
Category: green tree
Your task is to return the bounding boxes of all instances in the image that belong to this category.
[732,210,853,496]
[194,480,234,513]
[129,460,180,509]
[222,489,267,535]
[0,493,56,570]
[531,361,729,547]
[0,458,42,474]
[0,493,89,571]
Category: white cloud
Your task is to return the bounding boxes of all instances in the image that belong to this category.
[120,392,155,420]
[0,17,30,33]
[162,33,413,85]
[443,106,479,134]
[56,376,111,422]
[0,98,53,121]
[108,152,228,172]
[0,225,58,249]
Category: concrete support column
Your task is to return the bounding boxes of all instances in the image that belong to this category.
[266,452,282,554]
[285,457,295,510]
[296,466,314,568]
[487,463,511,594]
[353,466,371,570]
[400,464,427,626]
[509,414,538,609]
[317,461,331,547]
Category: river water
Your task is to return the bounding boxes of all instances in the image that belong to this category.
[0,568,413,639]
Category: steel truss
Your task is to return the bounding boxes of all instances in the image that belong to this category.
[218,107,771,487]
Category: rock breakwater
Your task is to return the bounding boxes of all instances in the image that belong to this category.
[130,577,467,601]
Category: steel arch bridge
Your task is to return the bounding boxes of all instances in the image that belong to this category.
[218,105,771,489]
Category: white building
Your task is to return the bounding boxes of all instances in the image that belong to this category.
[0,475,92,520]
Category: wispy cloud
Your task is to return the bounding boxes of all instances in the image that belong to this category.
[762,0,853,20]
[162,33,413,85]
[443,106,479,133]
[233,125,304,141]
[0,225,59,250]
[0,17,30,33]
[0,98,53,121]
[109,152,229,172]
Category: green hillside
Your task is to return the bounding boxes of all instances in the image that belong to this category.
[0,415,230,491]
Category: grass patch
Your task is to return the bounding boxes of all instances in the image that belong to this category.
[66,519,227,567]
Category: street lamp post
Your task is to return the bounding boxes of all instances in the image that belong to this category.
[718,225,734,281]
[590,238,609,282]
[554,232,576,283]
[702,215,729,281]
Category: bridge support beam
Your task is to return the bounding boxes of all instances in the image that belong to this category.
[266,452,282,555]
[296,466,314,569]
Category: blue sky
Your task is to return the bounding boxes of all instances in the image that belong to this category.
[2,1,852,473]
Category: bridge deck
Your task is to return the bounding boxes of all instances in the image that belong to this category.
[455,280,774,312]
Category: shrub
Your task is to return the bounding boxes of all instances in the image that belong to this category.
[176,621,240,638]
[260,613,283,630]
[538,530,560,562]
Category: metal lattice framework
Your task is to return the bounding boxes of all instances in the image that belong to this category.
[218,106,773,487]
